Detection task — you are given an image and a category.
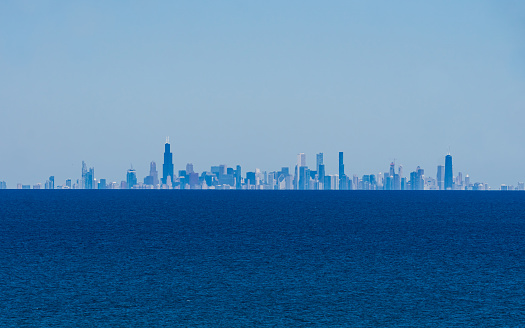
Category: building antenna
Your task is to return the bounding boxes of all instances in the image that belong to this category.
[166,136,169,144]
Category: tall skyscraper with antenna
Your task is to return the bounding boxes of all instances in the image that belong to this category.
[444,154,453,190]
[162,138,174,185]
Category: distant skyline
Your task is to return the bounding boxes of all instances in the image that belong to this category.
[1,1,525,187]
[1,139,521,191]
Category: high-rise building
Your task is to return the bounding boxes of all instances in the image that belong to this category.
[296,153,306,190]
[186,163,194,174]
[316,153,323,173]
[45,176,54,189]
[162,138,174,185]
[127,168,137,189]
[409,171,417,190]
[384,175,393,190]
[81,161,87,188]
[98,179,107,189]
[81,161,95,189]
[445,154,453,190]
[188,172,200,188]
[456,172,463,190]
[82,165,95,189]
[297,153,306,167]
[437,165,445,190]
[150,161,159,185]
[219,165,227,177]
[318,164,326,182]
[299,166,309,190]
[339,152,346,190]
[246,172,256,186]
[393,174,401,190]
[144,161,159,186]
[324,175,331,190]
[88,168,94,189]
[417,166,424,190]
[0,181,6,189]
[409,167,424,190]
[390,162,395,177]
[235,165,242,189]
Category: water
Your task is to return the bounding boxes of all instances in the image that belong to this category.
[1,190,524,327]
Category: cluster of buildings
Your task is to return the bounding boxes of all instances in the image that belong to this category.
[1,140,524,191]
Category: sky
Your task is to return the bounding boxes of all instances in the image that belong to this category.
[1,1,524,188]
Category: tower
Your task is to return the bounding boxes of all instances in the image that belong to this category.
[444,154,453,190]
[127,168,137,189]
[296,153,306,190]
[339,152,346,190]
[150,161,159,185]
[437,165,445,190]
[316,153,324,174]
[235,165,242,189]
[81,161,87,189]
[162,138,174,185]
[144,161,159,186]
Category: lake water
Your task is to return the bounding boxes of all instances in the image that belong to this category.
[1,190,524,326]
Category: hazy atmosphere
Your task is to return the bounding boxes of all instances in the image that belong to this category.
[1,1,524,187]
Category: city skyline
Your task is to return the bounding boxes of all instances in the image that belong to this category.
[1,2,525,189]
[1,140,523,191]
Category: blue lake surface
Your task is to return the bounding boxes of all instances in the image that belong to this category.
[1,190,524,327]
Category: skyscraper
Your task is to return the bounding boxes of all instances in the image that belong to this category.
[298,153,306,167]
[339,152,346,190]
[296,153,306,189]
[417,166,424,190]
[318,164,325,182]
[81,161,87,189]
[299,166,308,190]
[45,176,54,189]
[81,161,95,189]
[98,179,107,189]
[144,161,159,186]
[186,163,194,174]
[162,138,174,185]
[444,154,453,190]
[150,161,159,185]
[437,165,445,190]
[235,165,242,189]
[316,153,323,174]
[410,171,417,190]
[127,168,137,189]
[81,165,94,189]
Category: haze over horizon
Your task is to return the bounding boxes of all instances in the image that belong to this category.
[1,1,524,187]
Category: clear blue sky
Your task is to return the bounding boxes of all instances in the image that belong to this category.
[1,1,524,187]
